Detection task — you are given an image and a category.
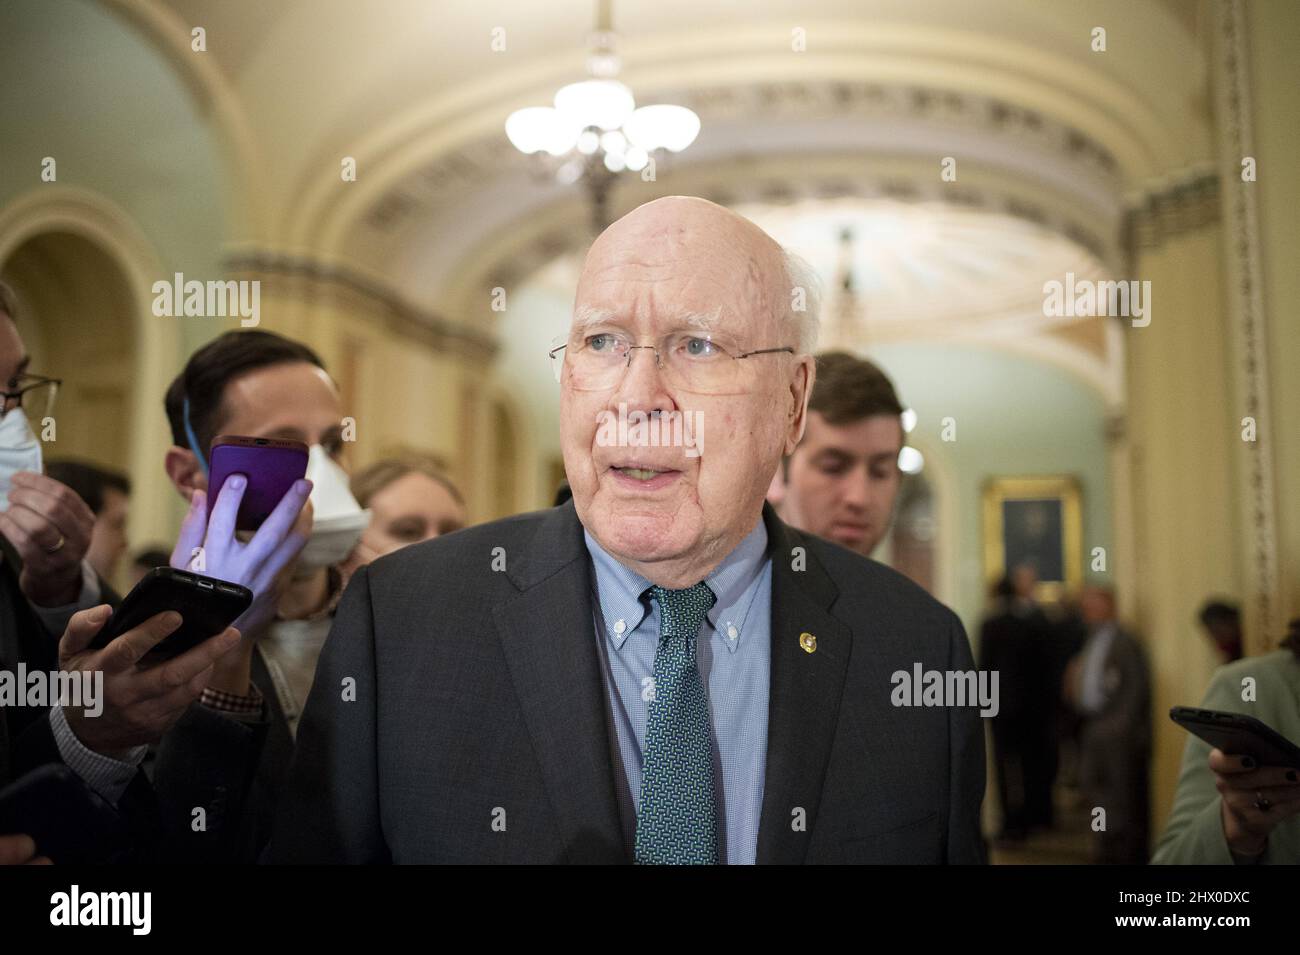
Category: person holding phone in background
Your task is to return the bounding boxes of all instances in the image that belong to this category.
[0,281,276,863]
[155,329,368,861]
[1154,618,1300,864]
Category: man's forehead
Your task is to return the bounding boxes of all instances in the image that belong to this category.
[571,202,793,348]
[804,411,904,452]
[571,295,733,335]
[575,248,782,337]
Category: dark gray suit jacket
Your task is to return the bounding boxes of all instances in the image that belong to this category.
[271,502,986,864]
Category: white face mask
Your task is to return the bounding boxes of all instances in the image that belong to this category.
[295,443,370,570]
[0,409,43,510]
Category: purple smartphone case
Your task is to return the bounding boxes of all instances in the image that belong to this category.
[207,438,309,531]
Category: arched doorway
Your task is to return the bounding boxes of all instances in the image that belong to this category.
[2,231,134,471]
[0,189,180,558]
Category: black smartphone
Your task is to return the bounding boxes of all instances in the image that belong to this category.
[0,764,129,863]
[1170,705,1300,770]
[88,566,253,661]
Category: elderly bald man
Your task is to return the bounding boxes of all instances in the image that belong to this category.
[273,197,986,864]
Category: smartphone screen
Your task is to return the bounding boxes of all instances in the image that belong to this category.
[207,435,309,531]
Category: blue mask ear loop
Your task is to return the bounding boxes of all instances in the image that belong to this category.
[183,397,209,478]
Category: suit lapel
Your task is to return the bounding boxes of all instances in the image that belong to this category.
[756,507,853,864]
[492,503,626,862]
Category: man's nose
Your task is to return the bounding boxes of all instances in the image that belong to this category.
[840,466,872,509]
[610,346,675,415]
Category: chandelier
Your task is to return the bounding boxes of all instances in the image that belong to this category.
[504,0,701,230]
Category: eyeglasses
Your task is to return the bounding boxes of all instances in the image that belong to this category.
[549,330,795,395]
[2,373,61,425]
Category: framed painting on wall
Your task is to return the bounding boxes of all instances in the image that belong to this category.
[982,475,1083,601]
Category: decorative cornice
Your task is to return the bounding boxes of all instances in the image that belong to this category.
[1124,171,1221,252]
[473,163,1117,296]
[361,78,1125,238]
[223,253,498,364]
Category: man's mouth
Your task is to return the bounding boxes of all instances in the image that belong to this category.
[831,522,870,542]
[607,464,683,490]
[616,467,668,480]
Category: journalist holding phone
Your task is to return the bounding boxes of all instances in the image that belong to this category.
[1154,619,1300,864]
[0,283,314,863]
[150,330,365,862]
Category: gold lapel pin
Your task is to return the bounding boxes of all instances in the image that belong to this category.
[799,632,817,653]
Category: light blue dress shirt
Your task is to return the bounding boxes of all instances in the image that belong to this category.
[1079,622,1118,714]
[585,519,772,865]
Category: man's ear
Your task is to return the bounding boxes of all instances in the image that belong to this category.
[784,356,815,455]
[164,446,207,500]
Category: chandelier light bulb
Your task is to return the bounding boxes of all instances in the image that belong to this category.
[505,106,581,156]
[624,146,649,171]
[623,104,700,152]
[599,129,627,155]
[554,79,635,131]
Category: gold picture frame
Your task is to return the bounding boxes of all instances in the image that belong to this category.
[982,475,1083,602]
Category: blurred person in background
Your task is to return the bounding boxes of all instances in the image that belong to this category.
[1048,590,1089,792]
[155,328,364,861]
[1007,563,1059,829]
[1198,599,1245,664]
[979,575,1056,841]
[1065,586,1151,864]
[1154,618,1300,864]
[768,351,904,557]
[351,452,465,557]
[44,459,131,586]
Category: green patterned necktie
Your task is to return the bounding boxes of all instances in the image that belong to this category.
[634,581,719,865]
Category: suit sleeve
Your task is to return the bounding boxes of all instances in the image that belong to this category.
[149,703,269,863]
[269,565,390,863]
[945,611,988,864]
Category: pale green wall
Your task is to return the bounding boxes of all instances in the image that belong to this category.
[872,343,1113,636]
[0,0,229,358]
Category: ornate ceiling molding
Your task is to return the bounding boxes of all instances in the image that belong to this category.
[223,252,498,364]
[358,77,1124,241]
[431,148,1123,321]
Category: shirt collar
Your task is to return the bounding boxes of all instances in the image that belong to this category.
[584,517,769,652]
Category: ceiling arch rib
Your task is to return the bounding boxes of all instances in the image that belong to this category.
[286,15,1200,276]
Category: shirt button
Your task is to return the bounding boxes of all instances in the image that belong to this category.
[727,624,738,640]
[613,619,626,635]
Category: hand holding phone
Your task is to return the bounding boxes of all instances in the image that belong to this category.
[172,472,313,638]
[88,567,252,659]
[1171,705,1300,856]
[57,603,241,754]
